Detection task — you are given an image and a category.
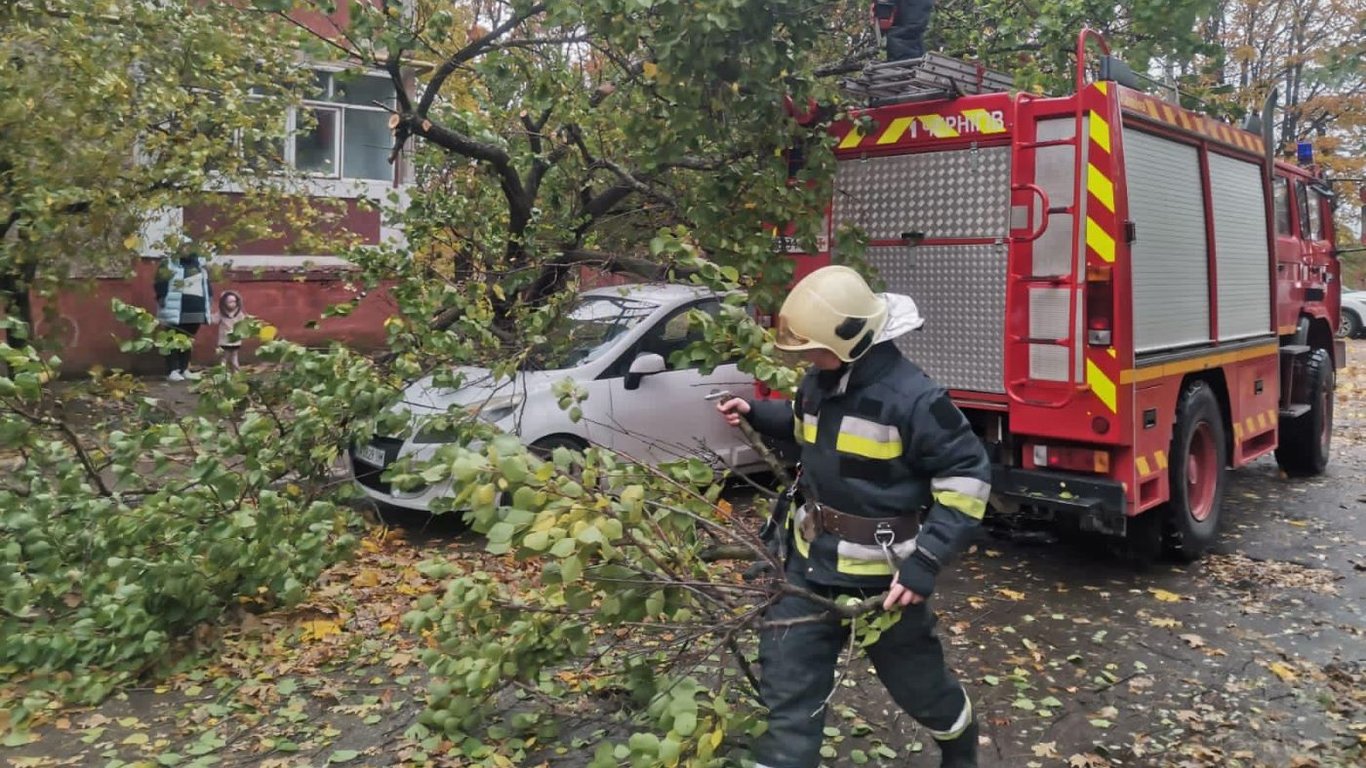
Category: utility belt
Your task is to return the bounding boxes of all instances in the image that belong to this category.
[797,501,918,547]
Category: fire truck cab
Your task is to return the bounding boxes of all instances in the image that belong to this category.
[791,30,1345,559]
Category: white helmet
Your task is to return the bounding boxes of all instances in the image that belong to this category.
[774,266,889,362]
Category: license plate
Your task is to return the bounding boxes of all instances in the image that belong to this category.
[354,444,387,467]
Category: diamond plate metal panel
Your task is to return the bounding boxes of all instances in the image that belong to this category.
[1033,118,1081,277]
[864,244,1007,393]
[832,148,1012,240]
[1029,344,1069,381]
[1029,286,1071,339]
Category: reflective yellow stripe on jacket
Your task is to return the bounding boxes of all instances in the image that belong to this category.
[834,415,903,460]
[930,476,990,520]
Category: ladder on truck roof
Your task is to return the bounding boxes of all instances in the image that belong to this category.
[841,52,1015,106]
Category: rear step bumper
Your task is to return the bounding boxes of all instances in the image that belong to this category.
[990,466,1128,536]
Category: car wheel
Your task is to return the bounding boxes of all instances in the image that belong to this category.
[1163,381,1228,562]
[1341,309,1363,339]
[530,434,589,460]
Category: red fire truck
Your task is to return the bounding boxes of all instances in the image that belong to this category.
[780,29,1346,559]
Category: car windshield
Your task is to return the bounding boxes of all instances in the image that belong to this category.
[525,295,659,370]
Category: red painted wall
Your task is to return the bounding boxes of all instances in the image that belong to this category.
[33,261,395,375]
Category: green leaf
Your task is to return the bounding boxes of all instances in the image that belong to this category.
[328,750,361,763]
[549,537,577,558]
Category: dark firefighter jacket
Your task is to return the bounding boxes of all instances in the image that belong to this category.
[746,341,991,589]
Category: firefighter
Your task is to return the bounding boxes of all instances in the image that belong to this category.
[716,265,986,768]
[881,0,936,62]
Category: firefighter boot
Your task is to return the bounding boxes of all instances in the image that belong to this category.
[936,720,978,768]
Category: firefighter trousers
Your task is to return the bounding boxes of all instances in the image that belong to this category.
[751,565,973,768]
[885,0,935,62]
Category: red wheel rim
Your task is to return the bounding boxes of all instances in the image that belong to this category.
[1186,422,1218,522]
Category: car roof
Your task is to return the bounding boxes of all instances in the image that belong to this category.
[579,282,719,304]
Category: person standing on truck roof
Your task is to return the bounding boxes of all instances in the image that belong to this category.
[715,265,987,768]
[885,0,936,61]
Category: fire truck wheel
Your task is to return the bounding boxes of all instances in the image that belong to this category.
[1164,382,1228,562]
[1275,348,1334,477]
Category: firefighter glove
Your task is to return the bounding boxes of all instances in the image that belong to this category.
[897,549,940,598]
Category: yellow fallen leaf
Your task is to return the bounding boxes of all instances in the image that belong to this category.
[1149,617,1180,628]
[1149,588,1182,602]
[642,61,659,79]
[1033,741,1059,757]
[258,324,278,342]
[1179,633,1206,648]
[1267,661,1298,683]
[998,588,1025,601]
[352,568,383,588]
[300,618,342,641]
[1287,520,1308,527]
[122,733,149,746]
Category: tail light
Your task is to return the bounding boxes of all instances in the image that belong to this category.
[1086,264,1113,346]
[1030,444,1111,473]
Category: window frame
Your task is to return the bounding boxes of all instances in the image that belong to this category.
[1294,181,1312,240]
[1306,188,1326,241]
[1273,177,1293,237]
[288,69,397,182]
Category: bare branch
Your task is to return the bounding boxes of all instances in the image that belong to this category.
[417,2,549,117]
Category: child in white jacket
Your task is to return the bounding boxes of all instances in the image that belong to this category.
[217,291,246,372]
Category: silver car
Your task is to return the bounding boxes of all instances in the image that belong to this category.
[1342,290,1366,339]
[351,283,767,513]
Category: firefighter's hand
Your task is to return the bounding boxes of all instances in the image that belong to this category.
[716,397,751,427]
[884,551,938,610]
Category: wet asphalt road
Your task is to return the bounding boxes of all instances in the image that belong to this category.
[836,359,1366,767]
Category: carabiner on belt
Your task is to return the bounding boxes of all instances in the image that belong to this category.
[874,522,898,570]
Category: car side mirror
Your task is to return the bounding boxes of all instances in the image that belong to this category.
[624,352,667,391]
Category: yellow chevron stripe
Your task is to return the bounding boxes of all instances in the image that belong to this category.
[1089,112,1111,154]
[1257,413,1268,431]
[918,114,959,138]
[1086,217,1116,262]
[1087,163,1115,212]
[1095,81,1108,95]
[1108,347,1116,358]
[1234,422,1243,441]
[1137,456,1151,476]
[1155,450,1168,470]
[877,117,917,145]
[838,126,865,150]
[1245,417,1257,434]
[962,108,1006,134]
[1086,359,1117,413]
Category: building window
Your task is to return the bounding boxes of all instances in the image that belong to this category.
[289,71,397,182]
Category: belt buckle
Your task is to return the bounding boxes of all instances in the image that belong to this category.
[873,522,896,548]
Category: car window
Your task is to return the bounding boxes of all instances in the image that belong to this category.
[639,301,720,371]
[1295,181,1312,240]
[1307,189,1324,240]
[1273,178,1292,236]
[526,295,659,370]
